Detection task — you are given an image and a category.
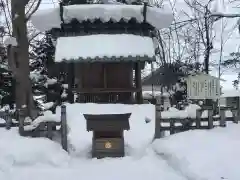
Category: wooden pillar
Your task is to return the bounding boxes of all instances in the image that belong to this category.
[154,96,164,139]
[135,62,143,104]
[67,62,74,103]
[103,64,107,88]
[61,105,68,152]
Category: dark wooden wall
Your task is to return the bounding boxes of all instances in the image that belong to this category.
[77,62,133,89]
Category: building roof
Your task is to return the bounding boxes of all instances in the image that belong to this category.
[184,73,225,81]
[84,113,131,131]
[31,4,173,32]
[55,34,156,62]
[142,65,184,86]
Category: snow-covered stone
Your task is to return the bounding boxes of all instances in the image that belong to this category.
[55,34,155,62]
[31,4,173,32]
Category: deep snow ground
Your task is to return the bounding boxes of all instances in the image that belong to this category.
[153,123,240,180]
[0,103,239,180]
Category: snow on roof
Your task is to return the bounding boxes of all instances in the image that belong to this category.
[184,73,225,81]
[221,89,240,97]
[31,4,173,32]
[55,34,155,62]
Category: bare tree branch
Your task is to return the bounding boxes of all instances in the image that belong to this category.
[210,13,240,18]
[1,0,11,34]
[26,0,42,21]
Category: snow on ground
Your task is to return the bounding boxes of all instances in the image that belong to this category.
[0,128,70,169]
[0,103,185,180]
[0,118,5,123]
[152,123,240,180]
[0,103,239,180]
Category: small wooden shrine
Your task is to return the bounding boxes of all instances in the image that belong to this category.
[31,3,173,158]
[31,3,173,104]
[84,113,131,158]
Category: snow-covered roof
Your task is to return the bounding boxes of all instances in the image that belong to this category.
[31,4,173,32]
[221,89,240,97]
[184,73,225,81]
[55,34,155,62]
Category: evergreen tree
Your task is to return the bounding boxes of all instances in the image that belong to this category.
[30,34,66,112]
[221,52,240,89]
[0,43,15,109]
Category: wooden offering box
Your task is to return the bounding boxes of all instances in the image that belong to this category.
[84,113,131,158]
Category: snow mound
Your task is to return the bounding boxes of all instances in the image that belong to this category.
[152,123,240,180]
[24,110,60,131]
[0,117,5,123]
[161,104,203,119]
[0,129,69,169]
[55,103,155,156]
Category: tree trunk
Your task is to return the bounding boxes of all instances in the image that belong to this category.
[10,0,36,118]
[203,7,213,74]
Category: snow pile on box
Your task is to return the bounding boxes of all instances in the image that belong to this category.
[55,103,155,157]
[152,124,240,180]
[0,129,69,169]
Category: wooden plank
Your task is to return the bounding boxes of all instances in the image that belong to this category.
[18,109,25,136]
[169,119,175,135]
[103,65,107,89]
[232,110,239,124]
[196,109,201,129]
[84,113,131,131]
[61,105,68,152]
[47,122,53,140]
[135,62,143,104]
[208,110,214,129]
[5,110,12,130]
[78,87,140,93]
[92,138,124,158]
[154,102,162,139]
[219,109,226,127]
[67,62,74,103]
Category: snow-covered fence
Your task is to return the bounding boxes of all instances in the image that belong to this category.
[17,106,68,152]
[0,110,16,129]
[154,103,239,138]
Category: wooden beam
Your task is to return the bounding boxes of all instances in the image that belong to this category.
[103,64,107,88]
[78,87,140,93]
[135,62,143,104]
[67,62,74,103]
